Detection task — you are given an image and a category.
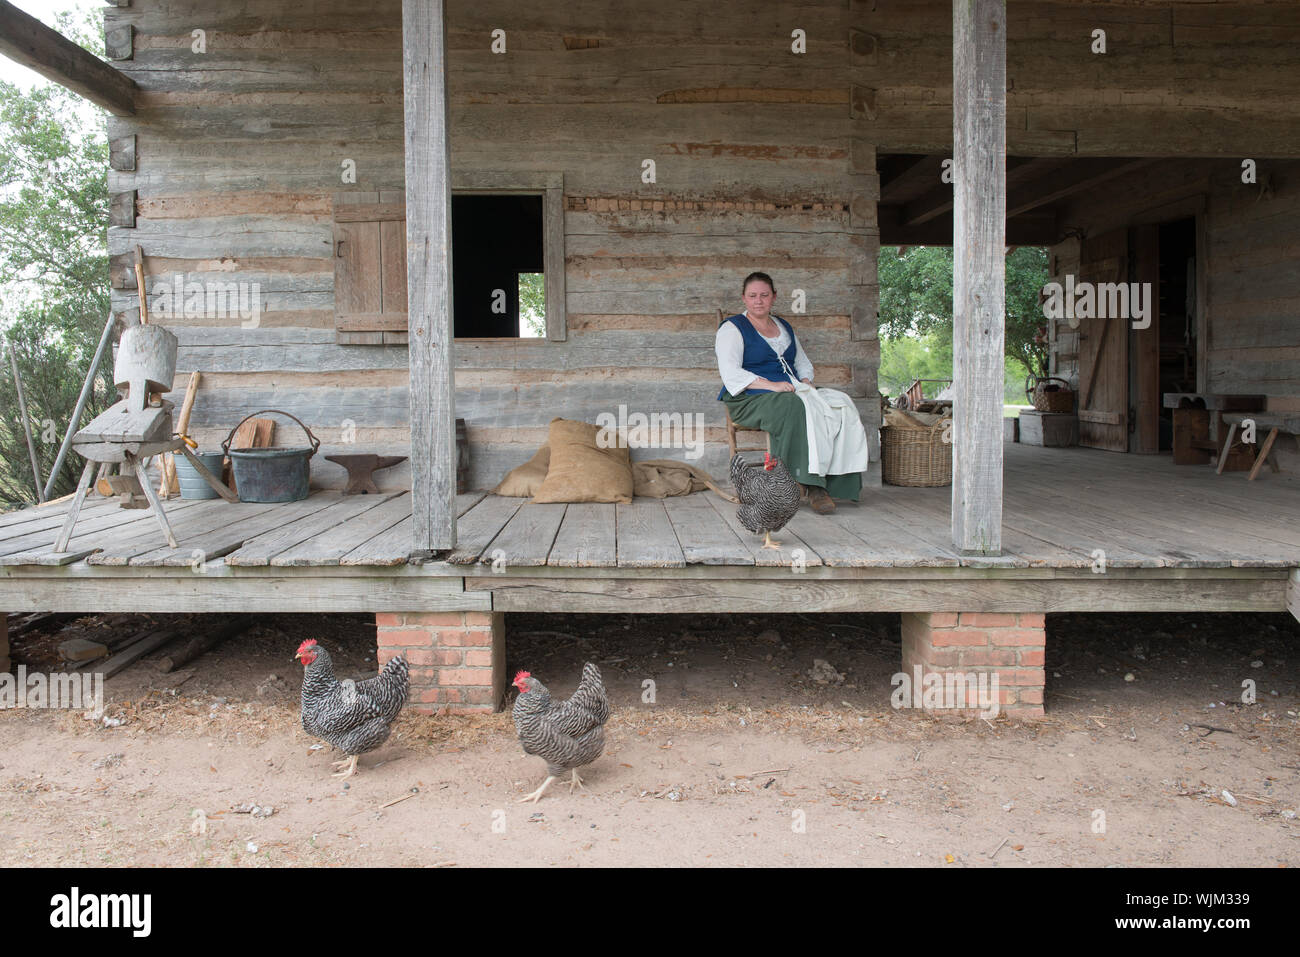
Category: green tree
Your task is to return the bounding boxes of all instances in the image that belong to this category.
[877,245,1050,403]
[0,9,111,508]
[518,272,545,337]
[877,330,952,397]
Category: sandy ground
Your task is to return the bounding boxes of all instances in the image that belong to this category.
[1,609,1297,867]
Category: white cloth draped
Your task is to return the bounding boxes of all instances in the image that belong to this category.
[793,381,871,475]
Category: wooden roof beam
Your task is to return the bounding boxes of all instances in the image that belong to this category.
[879,206,1058,247]
[878,154,937,203]
[0,0,136,116]
[1006,157,1158,218]
[901,156,1048,227]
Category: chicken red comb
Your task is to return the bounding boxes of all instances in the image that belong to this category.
[296,639,318,655]
[513,670,531,683]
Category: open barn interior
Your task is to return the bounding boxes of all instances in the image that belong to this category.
[877,153,1299,474]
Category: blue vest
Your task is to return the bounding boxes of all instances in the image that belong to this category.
[717,313,799,400]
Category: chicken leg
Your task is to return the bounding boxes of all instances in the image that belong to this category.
[518,775,556,803]
[568,770,586,793]
[762,531,782,550]
[332,755,359,779]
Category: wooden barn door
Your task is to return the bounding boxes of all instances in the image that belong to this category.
[1130,224,1161,454]
[1076,228,1129,451]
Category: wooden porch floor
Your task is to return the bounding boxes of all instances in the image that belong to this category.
[0,444,1297,572]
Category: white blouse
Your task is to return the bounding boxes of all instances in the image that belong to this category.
[715,313,815,397]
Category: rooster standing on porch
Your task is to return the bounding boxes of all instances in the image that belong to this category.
[295,639,409,778]
[731,451,802,549]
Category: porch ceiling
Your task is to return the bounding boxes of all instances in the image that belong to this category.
[878,153,1185,246]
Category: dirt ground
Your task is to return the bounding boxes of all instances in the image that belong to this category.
[1,609,1297,867]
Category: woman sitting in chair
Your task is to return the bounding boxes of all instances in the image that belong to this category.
[715,271,868,513]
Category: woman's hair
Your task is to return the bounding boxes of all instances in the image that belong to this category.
[741,271,776,295]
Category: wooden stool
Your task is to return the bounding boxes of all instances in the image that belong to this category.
[55,439,235,553]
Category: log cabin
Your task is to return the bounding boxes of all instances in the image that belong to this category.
[0,0,1297,718]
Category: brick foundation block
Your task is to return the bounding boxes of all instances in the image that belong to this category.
[376,611,505,714]
[900,611,1046,719]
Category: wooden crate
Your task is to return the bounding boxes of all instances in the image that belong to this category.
[1019,411,1078,447]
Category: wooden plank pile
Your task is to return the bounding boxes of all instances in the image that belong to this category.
[46,613,260,678]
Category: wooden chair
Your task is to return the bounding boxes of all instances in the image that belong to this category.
[725,407,770,457]
[717,308,771,457]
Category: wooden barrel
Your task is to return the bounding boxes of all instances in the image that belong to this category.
[456,418,469,493]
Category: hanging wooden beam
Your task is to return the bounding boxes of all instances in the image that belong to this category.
[951,0,1006,555]
[403,0,456,555]
[902,156,1045,227]
[0,1,136,116]
[1006,158,1157,218]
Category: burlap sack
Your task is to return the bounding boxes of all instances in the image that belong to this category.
[493,444,550,497]
[531,418,634,504]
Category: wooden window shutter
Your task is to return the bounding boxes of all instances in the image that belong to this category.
[333,191,408,344]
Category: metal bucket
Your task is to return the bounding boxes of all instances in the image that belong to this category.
[174,451,225,500]
[222,409,320,503]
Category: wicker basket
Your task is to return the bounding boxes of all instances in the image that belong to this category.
[881,412,952,487]
[1029,376,1074,413]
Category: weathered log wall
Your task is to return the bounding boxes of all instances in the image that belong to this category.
[102,0,1300,491]
[1204,163,1300,410]
[1046,159,1300,419]
[105,0,881,490]
[855,0,1300,157]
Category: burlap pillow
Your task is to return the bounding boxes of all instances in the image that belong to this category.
[532,418,634,504]
[493,444,550,497]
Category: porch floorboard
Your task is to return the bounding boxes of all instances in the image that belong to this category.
[0,445,1295,575]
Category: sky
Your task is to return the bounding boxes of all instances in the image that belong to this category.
[0,0,99,89]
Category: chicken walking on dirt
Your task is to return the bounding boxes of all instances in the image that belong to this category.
[295,639,409,779]
[732,451,802,549]
[512,662,610,803]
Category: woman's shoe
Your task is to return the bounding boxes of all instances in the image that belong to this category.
[807,486,836,514]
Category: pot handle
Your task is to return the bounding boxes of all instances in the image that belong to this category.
[222,409,321,458]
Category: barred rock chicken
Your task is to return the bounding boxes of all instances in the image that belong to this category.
[731,451,801,549]
[512,662,610,803]
[294,639,409,779]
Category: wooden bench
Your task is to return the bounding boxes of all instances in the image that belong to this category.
[1162,392,1265,467]
[1219,412,1299,480]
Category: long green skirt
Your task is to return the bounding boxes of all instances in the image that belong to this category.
[722,391,863,501]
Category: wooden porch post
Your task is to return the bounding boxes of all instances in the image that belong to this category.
[403,0,456,555]
[951,0,1006,555]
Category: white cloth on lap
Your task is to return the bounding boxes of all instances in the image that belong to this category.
[794,381,870,476]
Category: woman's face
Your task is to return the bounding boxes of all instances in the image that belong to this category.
[743,281,775,319]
